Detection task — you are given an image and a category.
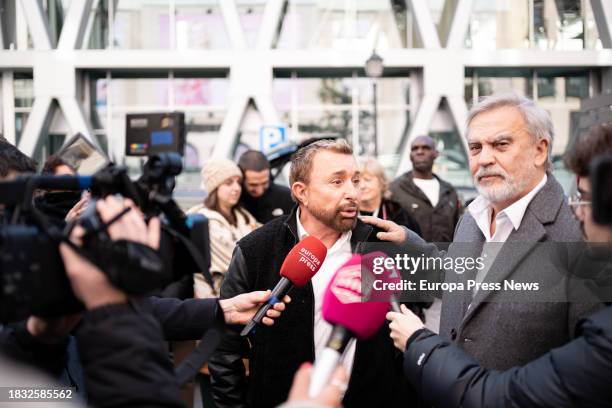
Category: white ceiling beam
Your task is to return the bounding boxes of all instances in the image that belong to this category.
[407,0,441,48]
[57,0,94,50]
[445,0,474,49]
[219,0,247,50]
[19,0,53,49]
[591,0,612,48]
[256,0,286,50]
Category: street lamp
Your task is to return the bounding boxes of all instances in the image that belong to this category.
[365,50,383,156]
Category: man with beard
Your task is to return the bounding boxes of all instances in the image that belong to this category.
[237,150,294,224]
[209,139,414,408]
[390,135,462,245]
[369,93,600,372]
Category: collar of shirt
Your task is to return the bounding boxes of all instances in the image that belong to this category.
[295,208,352,249]
[468,174,547,241]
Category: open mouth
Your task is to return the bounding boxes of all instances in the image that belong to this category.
[339,207,358,218]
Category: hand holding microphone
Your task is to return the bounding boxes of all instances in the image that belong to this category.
[241,236,327,336]
[386,305,425,352]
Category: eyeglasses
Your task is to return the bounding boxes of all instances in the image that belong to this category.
[568,190,592,210]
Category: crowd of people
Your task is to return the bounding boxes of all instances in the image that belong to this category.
[0,90,611,408]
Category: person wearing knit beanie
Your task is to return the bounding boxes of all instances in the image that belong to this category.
[200,158,243,194]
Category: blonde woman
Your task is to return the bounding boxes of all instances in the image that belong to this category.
[188,158,260,298]
[357,156,421,235]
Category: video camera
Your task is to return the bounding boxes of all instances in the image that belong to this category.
[0,152,211,323]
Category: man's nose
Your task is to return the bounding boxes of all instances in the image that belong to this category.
[478,145,495,167]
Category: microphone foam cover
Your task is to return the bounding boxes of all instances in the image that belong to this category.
[280,236,327,287]
[361,251,402,302]
[321,254,389,340]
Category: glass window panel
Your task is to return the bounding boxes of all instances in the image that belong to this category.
[298,108,352,140]
[236,1,266,48]
[273,78,353,107]
[534,0,588,50]
[537,76,556,98]
[173,78,230,107]
[93,78,109,130]
[86,0,109,49]
[467,0,529,49]
[114,0,170,49]
[477,76,532,98]
[566,75,589,98]
[175,1,231,49]
[276,0,410,49]
[111,78,170,107]
[14,78,34,108]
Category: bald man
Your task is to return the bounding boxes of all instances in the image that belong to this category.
[390,135,462,245]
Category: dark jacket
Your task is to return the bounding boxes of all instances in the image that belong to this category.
[239,183,295,224]
[380,199,422,237]
[403,304,612,408]
[438,175,599,370]
[390,171,461,243]
[1,297,224,407]
[209,206,414,408]
[76,301,184,408]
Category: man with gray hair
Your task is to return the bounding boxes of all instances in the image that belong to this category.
[366,92,600,371]
[442,93,599,369]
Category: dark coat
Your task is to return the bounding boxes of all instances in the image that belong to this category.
[1,297,225,408]
[208,206,415,408]
[239,183,295,224]
[380,199,422,237]
[390,171,461,244]
[403,304,612,408]
[438,174,600,370]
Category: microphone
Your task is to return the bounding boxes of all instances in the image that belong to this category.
[308,254,389,397]
[240,236,327,337]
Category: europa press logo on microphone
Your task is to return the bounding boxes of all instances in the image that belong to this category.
[298,247,322,272]
[330,264,362,304]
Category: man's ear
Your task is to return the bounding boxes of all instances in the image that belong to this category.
[534,138,550,168]
[433,150,439,160]
[291,182,308,206]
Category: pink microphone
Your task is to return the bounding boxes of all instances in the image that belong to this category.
[308,254,389,397]
[361,251,403,312]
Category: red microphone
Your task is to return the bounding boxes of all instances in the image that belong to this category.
[308,254,389,397]
[240,236,327,336]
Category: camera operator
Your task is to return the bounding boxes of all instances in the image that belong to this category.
[386,122,612,408]
[2,195,288,407]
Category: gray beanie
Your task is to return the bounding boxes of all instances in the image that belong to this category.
[200,158,242,193]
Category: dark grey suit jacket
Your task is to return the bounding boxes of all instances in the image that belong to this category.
[421,174,601,370]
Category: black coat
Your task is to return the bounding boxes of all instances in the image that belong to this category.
[380,199,422,237]
[1,297,224,407]
[239,183,295,224]
[403,305,612,408]
[390,171,461,244]
[209,206,416,408]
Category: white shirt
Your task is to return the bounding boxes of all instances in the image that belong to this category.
[296,209,356,376]
[467,174,547,293]
[468,174,547,243]
[413,177,440,207]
